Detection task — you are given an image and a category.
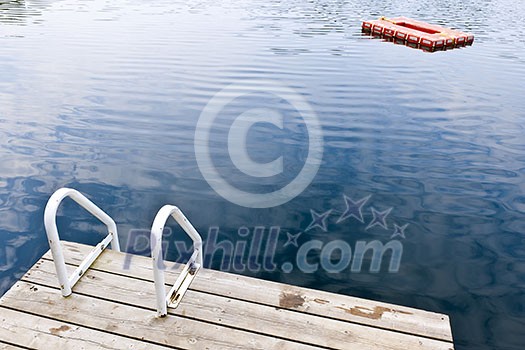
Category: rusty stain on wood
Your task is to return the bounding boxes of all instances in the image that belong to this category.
[314,298,329,304]
[336,305,413,320]
[279,290,305,309]
[49,325,70,335]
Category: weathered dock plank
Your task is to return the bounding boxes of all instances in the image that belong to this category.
[0,340,29,350]
[21,259,452,350]
[3,281,320,350]
[0,242,454,349]
[0,306,173,350]
[47,241,453,341]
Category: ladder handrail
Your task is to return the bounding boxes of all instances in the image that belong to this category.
[44,188,120,296]
[151,205,203,317]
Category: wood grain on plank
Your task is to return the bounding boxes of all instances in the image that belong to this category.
[42,241,452,341]
[22,259,454,350]
[1,281,320,350]
[0,306,175,350]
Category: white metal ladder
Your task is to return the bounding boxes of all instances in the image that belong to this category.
[44,188,121,297]
[44,188,202,317]
[151,205,203,317]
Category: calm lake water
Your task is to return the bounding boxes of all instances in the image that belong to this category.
[1,0,525,349]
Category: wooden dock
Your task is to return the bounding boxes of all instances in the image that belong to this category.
[0,241,454,349]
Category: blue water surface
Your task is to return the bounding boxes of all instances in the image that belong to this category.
[1,0,525,349]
